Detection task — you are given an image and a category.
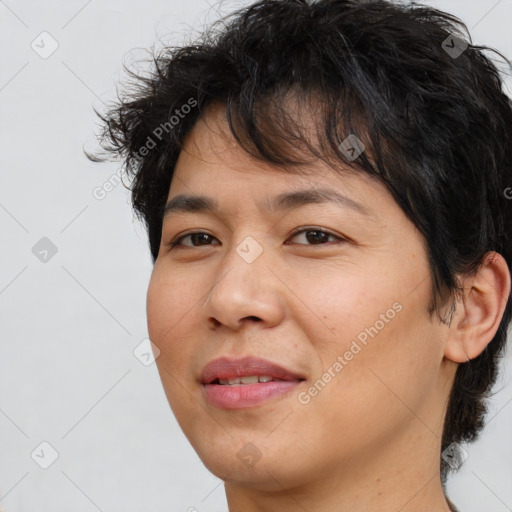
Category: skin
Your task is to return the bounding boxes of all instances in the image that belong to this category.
[146,103,511,512]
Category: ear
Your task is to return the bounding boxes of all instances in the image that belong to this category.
[444,252,511,363]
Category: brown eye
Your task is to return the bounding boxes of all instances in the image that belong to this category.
[170,232,219,248]
[286,228,344,245]
[168,227,345,249]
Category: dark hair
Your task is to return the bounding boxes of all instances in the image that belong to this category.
[87,0,512,487]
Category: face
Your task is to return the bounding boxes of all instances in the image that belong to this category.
[146,104,451,492]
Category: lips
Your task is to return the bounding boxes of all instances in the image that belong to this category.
[199,355,306,385]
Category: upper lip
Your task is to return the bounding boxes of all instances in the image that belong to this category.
[199,356,306,384]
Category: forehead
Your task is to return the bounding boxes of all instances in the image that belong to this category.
[170,101,372,191]
[162,187,377,223]
[174,94,344,176]
[162,126,393,235]
[162,100,405,229]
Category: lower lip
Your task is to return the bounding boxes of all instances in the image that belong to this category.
[202,381,302,409]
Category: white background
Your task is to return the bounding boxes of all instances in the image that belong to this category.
[0,1,511,511]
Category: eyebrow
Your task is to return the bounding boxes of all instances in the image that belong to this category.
[163,188,374,220]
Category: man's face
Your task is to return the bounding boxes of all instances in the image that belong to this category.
[146,105,449,490]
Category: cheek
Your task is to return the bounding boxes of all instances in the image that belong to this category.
[303,253,434,386]
[309,278,438,441]
[146,269,201,396]
[146,270,206,431]
[146,267,198,341]
[297,267,399,359]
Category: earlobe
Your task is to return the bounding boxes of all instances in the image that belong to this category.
[444,251,511,364]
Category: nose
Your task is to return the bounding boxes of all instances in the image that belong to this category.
[202,237,286,331]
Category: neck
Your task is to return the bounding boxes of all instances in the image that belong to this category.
[224,420,453,512]
[225,468,452,512]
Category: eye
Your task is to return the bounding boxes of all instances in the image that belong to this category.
[169,232,220,248]
[286,227,345,245]
[168,227,346,249]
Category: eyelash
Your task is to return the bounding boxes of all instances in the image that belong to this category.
[168,227,347,249]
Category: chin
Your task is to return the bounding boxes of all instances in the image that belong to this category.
[189,432,311,491]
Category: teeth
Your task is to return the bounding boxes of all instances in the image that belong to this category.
[240,375,259,384]
[218,375,276,385]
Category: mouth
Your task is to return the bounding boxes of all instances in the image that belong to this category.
[209,375,297,385]
[199,355,306,385]
[199,355,306,409]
